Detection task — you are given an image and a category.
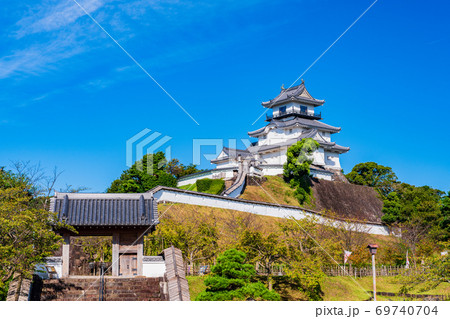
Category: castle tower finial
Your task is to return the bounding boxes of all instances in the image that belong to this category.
[301,79,305,84]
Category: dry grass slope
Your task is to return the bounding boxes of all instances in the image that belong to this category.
[241,176,383,223]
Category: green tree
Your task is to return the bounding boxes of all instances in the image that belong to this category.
[239,229,284,290]
[279,218,328,300]
[0,168,65,300]
[345,162,398,197]
[165,159,203,179]
[400,253,450,293]
[438,192,450,241]
[196,249,280,301]
[107,152,177,193]
[146,211,219,274]
[283,138,319,204]
[382,183,443,225]
[382,183,444,262]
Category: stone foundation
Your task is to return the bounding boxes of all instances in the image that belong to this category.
[246,175,267,186]
[35,277,167,301]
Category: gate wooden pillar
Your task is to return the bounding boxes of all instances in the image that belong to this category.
[137,236,143,276]
[61,234,70,278]
[112,233,120,276]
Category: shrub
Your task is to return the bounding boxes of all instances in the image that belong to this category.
[196,249,280,301]
[283,138,319,205]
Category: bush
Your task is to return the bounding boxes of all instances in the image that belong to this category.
[283,138,319,205]
[196,178,213,192]
[196,249,280,301]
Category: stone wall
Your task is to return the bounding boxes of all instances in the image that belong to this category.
[37,277,166,301]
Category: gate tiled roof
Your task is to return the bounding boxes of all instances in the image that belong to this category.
[50,192,158,227]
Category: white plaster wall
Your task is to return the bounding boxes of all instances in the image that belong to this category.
[261,166,284,175]
[249,166,263,176]
[319,130,331,142]
[216,150,228,159]
[216,161,238,169]
[152,188,391,236]
[312,147,326,166]
[212,170,235,180]
[258,146,336,171]
[311,170,333,181]
[325,152,341,169]
[266,129,290,145]
[35,258,63,279]
[260,150,286,166]
[257,134,269,146]
[177,171,215,186]
[143,261,166,277]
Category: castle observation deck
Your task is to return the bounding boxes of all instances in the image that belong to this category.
[266,109,322,121]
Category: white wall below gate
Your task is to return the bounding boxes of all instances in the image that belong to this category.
[143,257,166,277]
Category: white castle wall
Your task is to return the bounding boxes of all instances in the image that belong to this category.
[152,187,391,236]
[177,171,215,186]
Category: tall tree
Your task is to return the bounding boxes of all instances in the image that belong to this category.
[0,168,66,300]
[279,217,329,300]
[345,162,398,197]
[239,230,284,290]
[382,183,444,263]
[400,253,450,293]
[107,152,177,193]
[283,138,320,204]
[438,192,450,241]
[146,211,218,274]
[165,159,203,179]
[196,249,280,301]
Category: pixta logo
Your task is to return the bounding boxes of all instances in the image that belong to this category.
[126,129,172,174]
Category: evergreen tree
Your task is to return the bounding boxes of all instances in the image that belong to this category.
[196,249,280,301]
[345,162,398,197]
[107,152,177,193]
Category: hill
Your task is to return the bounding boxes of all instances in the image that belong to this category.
[241,176,383,223]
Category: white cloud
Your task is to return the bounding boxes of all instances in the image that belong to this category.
[0,30,87,79]
[14,0,106,38]
[0,0,272,81]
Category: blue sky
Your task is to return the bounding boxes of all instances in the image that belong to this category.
[1,0,449,193]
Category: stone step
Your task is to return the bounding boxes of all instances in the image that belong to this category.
[38,277,165,301]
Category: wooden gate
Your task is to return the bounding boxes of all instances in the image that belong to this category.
[119,254,137,276]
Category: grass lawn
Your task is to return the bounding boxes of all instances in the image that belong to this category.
[178,179,225,195]
[187,276,206,300]
[241,176,301,207]
[323,276,450,301]
[178,184,197,191]
[187,275,450,301]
